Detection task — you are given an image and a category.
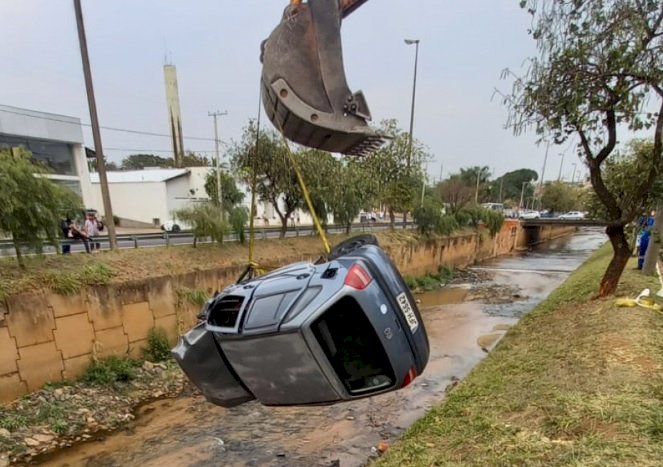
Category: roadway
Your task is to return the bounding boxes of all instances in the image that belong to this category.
[0,222,412,257]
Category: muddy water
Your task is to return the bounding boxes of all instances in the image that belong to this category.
[42,228,606,467]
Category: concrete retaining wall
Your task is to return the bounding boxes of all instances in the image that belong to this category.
[0,221,575,403]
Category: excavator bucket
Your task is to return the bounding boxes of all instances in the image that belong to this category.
[260,0,385,156]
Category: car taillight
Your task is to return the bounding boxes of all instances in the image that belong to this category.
[344,263,372,290]
[401,367,417,388]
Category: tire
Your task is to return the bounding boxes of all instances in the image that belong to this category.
[172,224,181,233]
[328,234,379,260]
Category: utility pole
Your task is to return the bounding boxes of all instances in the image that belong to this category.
[208,110,227,212]
[499,177,504,203]
[73,0,117,250]
[571,163,578,184]
[537,142,550,209]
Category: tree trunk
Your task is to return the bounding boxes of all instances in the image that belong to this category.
[642,204,663,274]
[598,225,631,297]
[389,208,395,230]
[12,237,24,269]
[279,216,288,238]
[345,223,351,235]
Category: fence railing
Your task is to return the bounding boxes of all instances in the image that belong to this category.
[0,221,416,257]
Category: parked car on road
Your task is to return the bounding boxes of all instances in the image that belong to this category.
[519,210,541,220]
[172,235,430,407]
[558,211,586,220]
[160,220,182,232]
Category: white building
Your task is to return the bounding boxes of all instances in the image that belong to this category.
[90,166,331,228]
[0,104,95,207]
[90,168,200,227]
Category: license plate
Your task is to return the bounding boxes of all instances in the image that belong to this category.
[396,292,419,333]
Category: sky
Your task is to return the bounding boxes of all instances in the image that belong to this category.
[0,0,589,182]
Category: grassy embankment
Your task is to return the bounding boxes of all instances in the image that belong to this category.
[378,244,663,466]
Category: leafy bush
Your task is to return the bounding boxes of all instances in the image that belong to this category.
[482,209,505,236]
[81,356,139,386]
[455,206,505,236]
[414,197,459,236]
[142,327,172,362]
[229,206,249,244]
[175,203,229,245]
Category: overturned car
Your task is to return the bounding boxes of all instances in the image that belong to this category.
[172,236,429,407]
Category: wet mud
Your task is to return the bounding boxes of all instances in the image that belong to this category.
[41,229,606,467]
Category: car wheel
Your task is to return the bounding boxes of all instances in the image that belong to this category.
[172,224,181,233]
[328,234,379,260]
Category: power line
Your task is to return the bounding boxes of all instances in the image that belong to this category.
[104,147,218,153]
[0,107,217,142]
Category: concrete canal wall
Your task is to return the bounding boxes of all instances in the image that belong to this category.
[0,221,575,402]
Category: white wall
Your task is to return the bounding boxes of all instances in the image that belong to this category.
[91,182,168,226]
[166,175,197,218]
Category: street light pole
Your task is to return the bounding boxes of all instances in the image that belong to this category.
[537,142,550,209]
[571,163,578,184]
[73,0,117,250]
[557,152,565,181]
[519,181,528,212]
[404,39,420,171]
[208,110,227,211]
[404,38,420,227]
[474,168,482,204]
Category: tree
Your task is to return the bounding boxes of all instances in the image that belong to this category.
[297,149,339,231]
[506,0,663,296]
[230,122,305,238]
[174,204,228,247]
[204,170,248,243]
[0,148,83,268]
[327,159,376,233]
[88,156,118,172]
[491,169,538,203]
[540,181,580,213]
[435,178,474,215]
[363,120,428,228]
[204,170,245,210]
[181,152,211,167]
[584,140,663,221]
[121,154,173,170]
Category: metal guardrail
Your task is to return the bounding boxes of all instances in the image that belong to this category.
[0,221,416,257]
[520,218,609,227]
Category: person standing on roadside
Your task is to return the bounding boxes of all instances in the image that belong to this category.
[84,212,100,252]
[61,218,72,254]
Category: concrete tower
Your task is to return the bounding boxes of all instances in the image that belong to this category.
[164,64,185,167]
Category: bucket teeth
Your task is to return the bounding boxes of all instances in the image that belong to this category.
[260,0,384,156]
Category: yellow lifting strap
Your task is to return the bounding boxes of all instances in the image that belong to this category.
[241,89,330,284]
[279,131,332,256]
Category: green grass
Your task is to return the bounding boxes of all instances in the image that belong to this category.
[405,265,455,292]
[377,244,663,466]
[175,286,209,308]
[80,356,140,387]
[0,399,76,437]
[142,327,172,362]
[39,261,113,295]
